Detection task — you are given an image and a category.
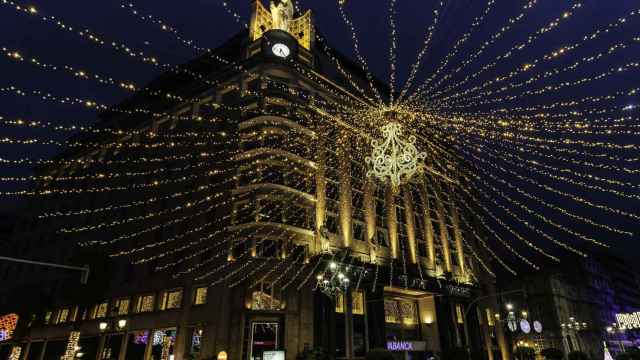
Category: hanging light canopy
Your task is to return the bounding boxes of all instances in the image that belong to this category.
[366,111,426,187]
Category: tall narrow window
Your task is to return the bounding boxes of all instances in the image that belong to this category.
[456,304,465,324]
[160,289,183,310]
[136,294,155,313]
[114,298,130,315]
[194,287,208,305]
[95,302,109,318]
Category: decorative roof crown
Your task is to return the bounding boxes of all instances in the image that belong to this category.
[249,0,314,50]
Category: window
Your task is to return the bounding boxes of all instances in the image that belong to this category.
[114,298,130,315]
[456,304,464,324]
[160,289,183,310]
[194,287,208,306]
[44,312,52,325]
[136,294,155,313]
[384,298,418,325]
[68,307,78,323]
[486,308,495,326]
[335,290,365,315]
[95,302,109,318]
[58,308,69,324]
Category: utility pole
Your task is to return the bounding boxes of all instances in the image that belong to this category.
[0,256,90,284]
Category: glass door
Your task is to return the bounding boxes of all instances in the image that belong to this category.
[249,322,279,360]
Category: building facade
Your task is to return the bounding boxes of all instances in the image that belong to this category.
[0,2,509,360]
[500,254,640,359]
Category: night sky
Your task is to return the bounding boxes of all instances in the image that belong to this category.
[0,0,638,271]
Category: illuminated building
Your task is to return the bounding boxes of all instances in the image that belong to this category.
[0,1,508,360]
[499,253,640,360]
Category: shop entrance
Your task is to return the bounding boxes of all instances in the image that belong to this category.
[249,322,280,360]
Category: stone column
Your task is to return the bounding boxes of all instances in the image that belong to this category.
[479,302,495,360]
[363,178,377,262]
[37,340,47,360]
[117,333,129,360]
[96,335,106,360]
[337,131,352,248]
[143,333,153,360]
[448,187,466,279]
[418,181,436,272]
[344,290,355,360]
[228,201,237,261]
[385,184,399,259]
[432,181,452,274]
[315,132,328,253]
[21,342,31,360]
[401,186,418,264]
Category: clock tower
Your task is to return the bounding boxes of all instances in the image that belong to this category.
[247,0,315,65]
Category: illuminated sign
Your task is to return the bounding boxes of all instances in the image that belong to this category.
[0,313,18,341]
[445,285,472,298]
[616,312,640,329]
[386,341,427,352]
[264,351,285,360]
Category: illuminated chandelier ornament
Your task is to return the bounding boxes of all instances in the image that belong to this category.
[366,113,426,188]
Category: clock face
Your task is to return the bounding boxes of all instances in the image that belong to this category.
[271,43,291,58]
[520,319,531,334]
[533,320,543,333]
[508,320,518,332]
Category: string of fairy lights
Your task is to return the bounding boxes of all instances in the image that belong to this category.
[0,0,637,302]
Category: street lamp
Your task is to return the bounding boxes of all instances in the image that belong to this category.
[98,318,128,332]
[605,323,626,353]
[560,317,588,353]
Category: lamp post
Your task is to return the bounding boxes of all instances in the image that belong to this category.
[98,318,128,360]
[560,317,588,353]
[462,289,528,360]
[605,323,626,353]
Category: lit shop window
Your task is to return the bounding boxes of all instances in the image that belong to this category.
[95,302,109,318]
[58,308,69,324]
[194,287,208,306]
[69,307,78,322]
[335,290,365,315]
[136,295,155,313]
[486,308,495,326]
[160,289,183,310]
[456,304,465,324]
[384,298,418,325]
[114,298,130,315]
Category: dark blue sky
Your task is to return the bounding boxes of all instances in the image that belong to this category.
[0,0,638,269]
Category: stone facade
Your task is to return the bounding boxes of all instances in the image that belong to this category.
[0,3,509,360]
